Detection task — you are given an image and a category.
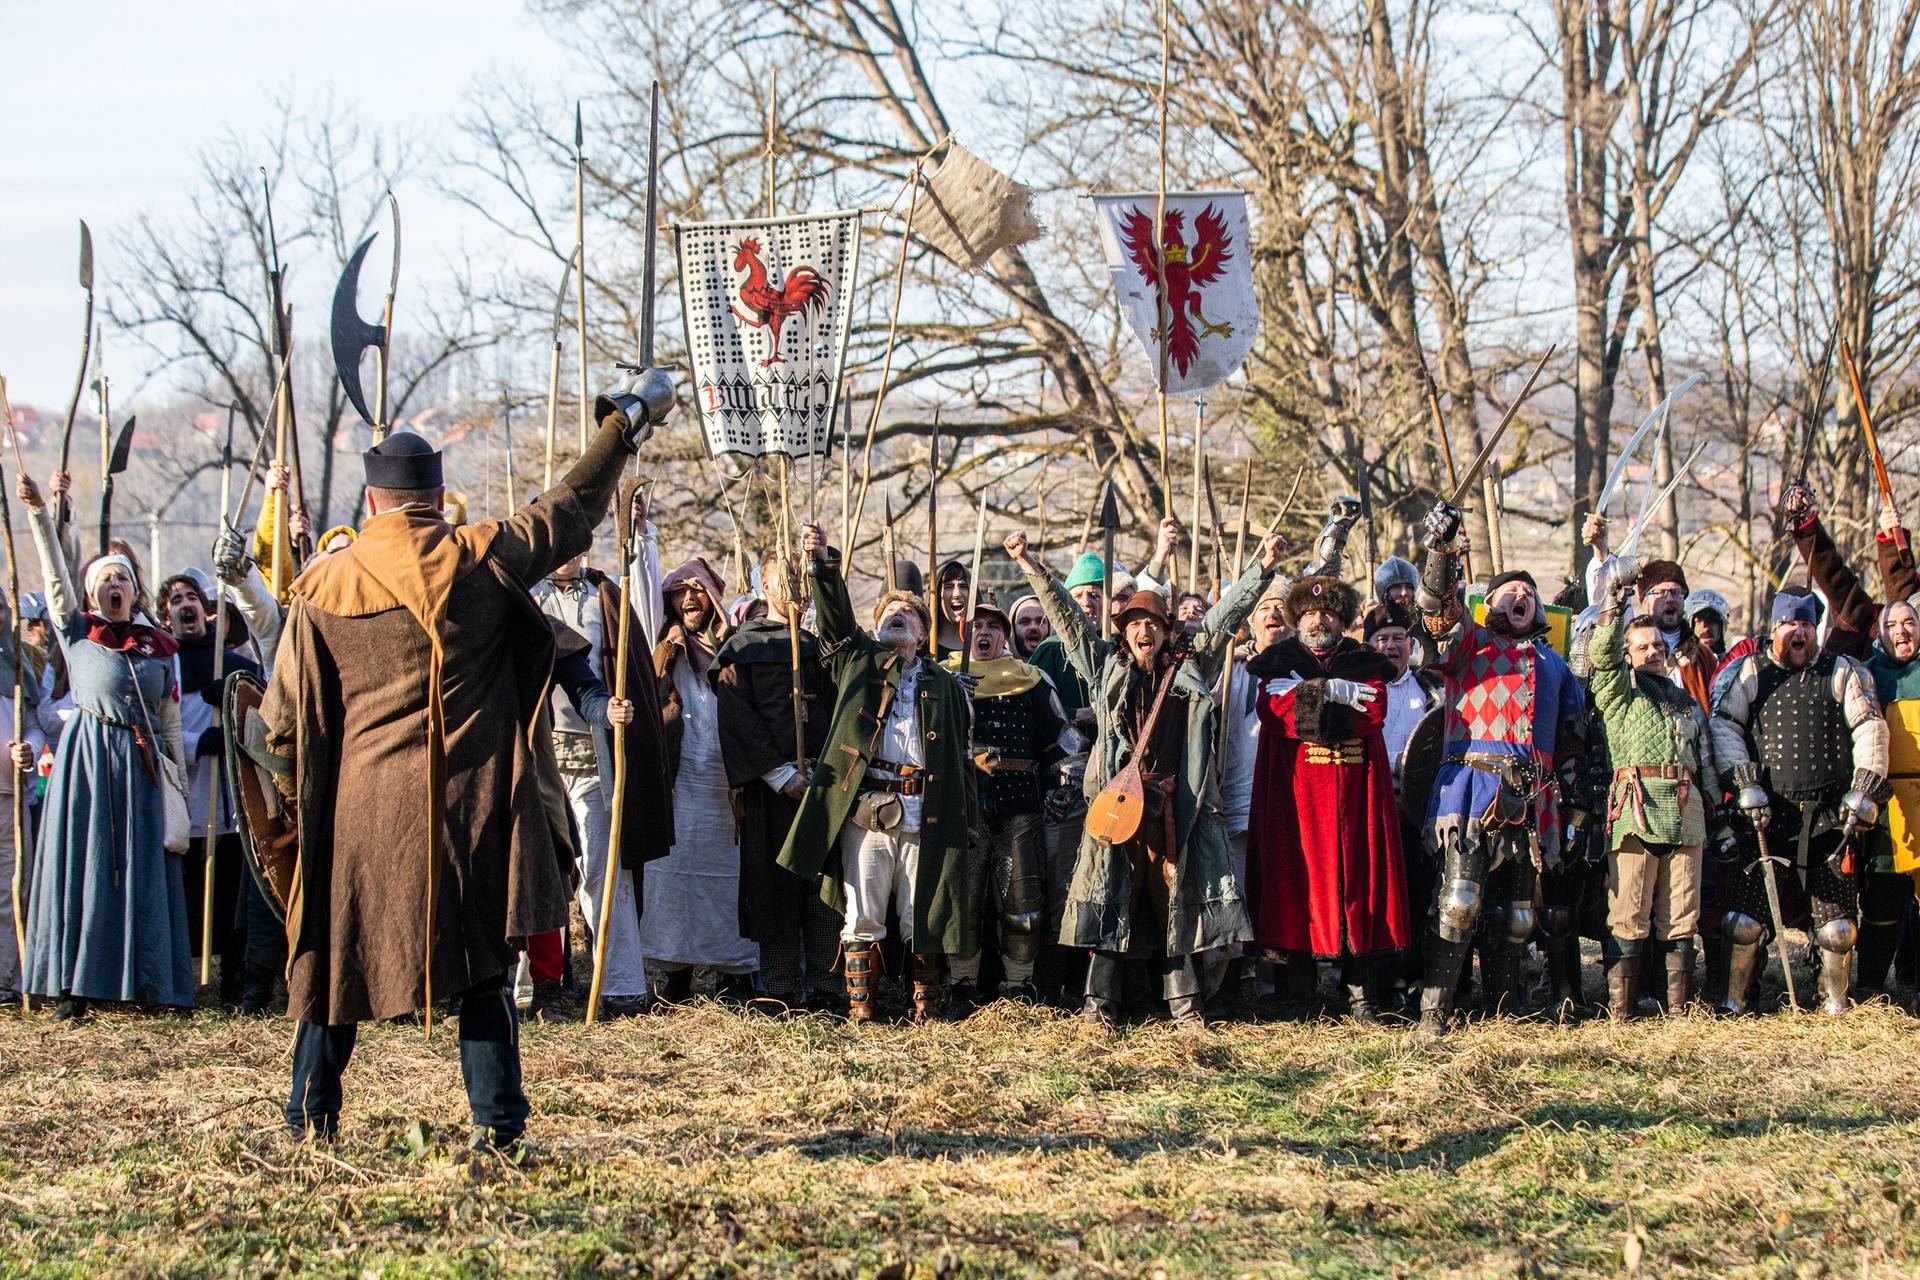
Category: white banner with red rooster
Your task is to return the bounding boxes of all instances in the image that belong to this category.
[674,210,862,460]
[1090,191,1257,396]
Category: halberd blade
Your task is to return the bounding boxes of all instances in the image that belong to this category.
[330,233,386,426]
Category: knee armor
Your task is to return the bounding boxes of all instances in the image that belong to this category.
[1722,911,1765,947]
[1505,903,1537,945]
[1536,904,1575,942]
[1437,879,1484,942]
[1814,916,1858,954]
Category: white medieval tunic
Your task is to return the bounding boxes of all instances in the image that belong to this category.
[634,547,758,974]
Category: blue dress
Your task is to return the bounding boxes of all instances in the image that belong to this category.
[23,612,193,1008]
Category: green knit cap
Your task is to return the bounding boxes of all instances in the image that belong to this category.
[1063,553,1108,590]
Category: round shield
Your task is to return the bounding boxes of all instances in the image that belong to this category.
[1396,700,1449,829]
[222,670,297,923]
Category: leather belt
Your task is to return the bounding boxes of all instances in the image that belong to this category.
[864,774,924,797]
[1613,764,1686,781]
[971,751,1036,775]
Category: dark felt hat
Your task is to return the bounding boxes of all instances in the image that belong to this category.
[362,431,443,490]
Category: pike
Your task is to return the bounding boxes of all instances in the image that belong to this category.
[56,221,94,531]
[96,399,136,558]
[882,495,899,593]
[1097,481,1120,643]
[960,489,988,676]
[197,404,237,985]
[545,246,579,491]
[1445,346,1556,509]
[330,193,403,441]
[1417,347,1472,583]
[1202,459,1224,595]
[587,82,662,1026]
[925,412,941,657]
[0,378,27,1012]
[1187,400,1204,592]
[261,171,310,563]
[1213,457,1252,780]
[1595,371,1705,516]
[1840,339,1904,546]
[574,103,590,453]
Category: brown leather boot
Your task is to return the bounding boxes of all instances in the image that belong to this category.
[909,953,946,1023]
[842,942,880,1023]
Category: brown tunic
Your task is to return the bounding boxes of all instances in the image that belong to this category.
[263,418,633,1025]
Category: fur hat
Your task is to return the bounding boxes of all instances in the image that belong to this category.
[1362,601,1413,640]
[1284,575,1362,628]
[1636,558,1688,596]
[873,589,932,635]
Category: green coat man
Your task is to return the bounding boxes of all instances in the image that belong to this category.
[776,529,977,1021]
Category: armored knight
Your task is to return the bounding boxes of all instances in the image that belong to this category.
[1709,587,1889,1015]
[1411,499,1586,1034]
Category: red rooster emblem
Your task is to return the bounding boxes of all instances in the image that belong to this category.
[729,237,831,367]
[1117,203,1234,377]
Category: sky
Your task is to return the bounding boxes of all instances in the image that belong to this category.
[0,0,575,409]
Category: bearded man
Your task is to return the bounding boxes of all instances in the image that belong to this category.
[778,524,976,1022]
[1779,481,1919,1006]
[1590,564,1729,1017]
[1006,527,1284,1027]
[711,546,841,1012]
[1711,585,1889,1015]
[640,555,757,1002]
[1413,500,1585,1034]
[943,598,1070,1006]
[1245,577,1409,1022]
[1009,594,1051,659]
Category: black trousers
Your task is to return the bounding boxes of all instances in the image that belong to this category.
[285,973,528,1141]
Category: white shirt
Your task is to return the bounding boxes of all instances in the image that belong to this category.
[865,656,926,831]
[1217,661,1261,835]
[535,575,604,735]
[1381,665,1430,787]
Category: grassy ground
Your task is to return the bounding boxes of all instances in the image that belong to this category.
[3,989,1920,1279]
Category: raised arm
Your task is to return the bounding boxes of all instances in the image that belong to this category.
[1587,564,1634,716]
[1006,531,1102,692]
[1875,497,1920,604]
[491,407,642,585]
[20,475,80,631]
[1191,534,1287,677]
[801,521,861,651]
[1784,484,1876,654]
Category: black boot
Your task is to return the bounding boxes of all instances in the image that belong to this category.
[1479,941,1521,1017]
[1856,919,1899,1002]
[241,953,280,1017]
[1270,951,1317,1022]
[1083,952,1123,1028]
[652,967,693,1007]
[1544,932,1585,1023]
[1343,954,1377,1025]
[52,995,87,1023]
[1701,933,1729,1009]
[1417,935,1472,1038]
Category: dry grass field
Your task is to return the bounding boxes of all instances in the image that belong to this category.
[3,987,1920,1278]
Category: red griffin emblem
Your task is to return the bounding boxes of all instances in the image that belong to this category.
[730,237,830,367]
[1117,203,1234,377]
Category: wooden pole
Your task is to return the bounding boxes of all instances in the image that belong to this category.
[271,361,291,600]
[197,510,232,987]
[1214,457,1253,783]
[1482,461,1506,577]
[544,337,562,492]
[1188,399,1204,591]
[586,482,640,1024]
[0,379,28,1011]
[1154,0,1173,525]
[849,167,924,556]
[926,413,940,656]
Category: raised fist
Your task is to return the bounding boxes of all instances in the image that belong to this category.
[1580,512,1608,549]
[15,475,41,513]
[1257,531,1287,570]
[1422,500,1461,550]
[1781,480,1816,529]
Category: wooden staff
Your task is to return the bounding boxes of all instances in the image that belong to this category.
[1154,0,1173,521]
[848,161,927,555]
[1188,399,1204,591]
[1214,457,1253,782]
[586,480,643,1024]
[0,379,27,1010]
[780,454,806,771]
[197,463,234,986]
[1420,355,1473,582]
[545,247,577,491]
[1841,338,1905,546]
[925,412,940,656]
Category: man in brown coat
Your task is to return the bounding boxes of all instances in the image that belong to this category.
[262,382,662,1148]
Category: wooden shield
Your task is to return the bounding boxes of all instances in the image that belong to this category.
[222,670,297,923]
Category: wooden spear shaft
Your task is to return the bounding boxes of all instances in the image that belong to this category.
[575,104,590,454]
[0,379,27,1011]
[1213,457,1254,781]
[1154,0,1173,527]
[781,454,806,771]
[1188,399,1203,590]
[586,481,641,1024]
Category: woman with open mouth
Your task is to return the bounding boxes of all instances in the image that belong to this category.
[17,471,192,1021]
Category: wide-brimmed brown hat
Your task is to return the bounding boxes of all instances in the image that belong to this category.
[1112,588,1171,629]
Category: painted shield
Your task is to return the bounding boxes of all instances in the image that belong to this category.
[1090,191,1258,396]
[1396,700,1450,830]
[222,670,297,923]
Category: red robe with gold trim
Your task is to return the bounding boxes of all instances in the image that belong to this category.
[1245,637,1411,957]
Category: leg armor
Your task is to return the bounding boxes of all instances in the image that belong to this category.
[1718,911,1767,1016]
[1813,916,1857,1017]
[909,953,948,1023]
[841,941,880,1023]
[995,814,1048,969]
[1434,828,1491,944]
[1536,902,1585,1021]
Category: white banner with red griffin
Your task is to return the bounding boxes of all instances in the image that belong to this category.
[674,210,862,459]
[1090,191,1257,396]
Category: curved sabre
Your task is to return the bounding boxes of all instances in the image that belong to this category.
[1619,440,1708,557]
[1596,371,1705,514]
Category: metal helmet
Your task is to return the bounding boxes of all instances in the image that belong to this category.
[1374,555,1418,597]
[1684,588,1730,625]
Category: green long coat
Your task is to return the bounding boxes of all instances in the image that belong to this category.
[1025,562,1271,956]
[775,552,978,956]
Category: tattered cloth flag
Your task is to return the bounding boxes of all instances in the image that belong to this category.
[674,210,862,459]
[1090,191,1257,396]
[917,141,1045,273]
